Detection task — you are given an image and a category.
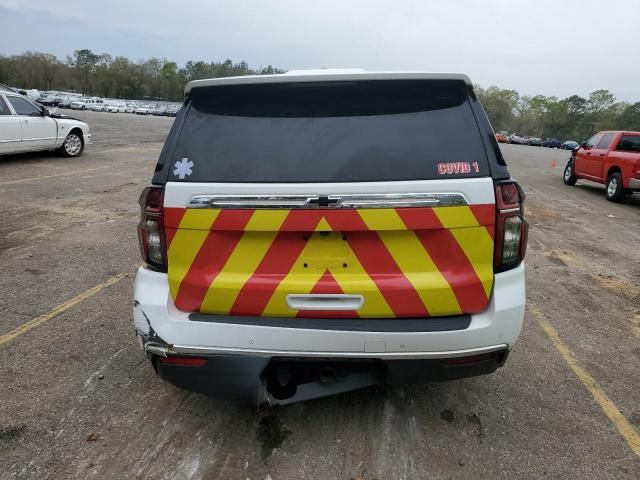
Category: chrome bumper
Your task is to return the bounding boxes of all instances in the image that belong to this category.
[629,178,640,190]
[144,342,509,360]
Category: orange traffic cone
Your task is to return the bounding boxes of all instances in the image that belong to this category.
[550,159,557,168]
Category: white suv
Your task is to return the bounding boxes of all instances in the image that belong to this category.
[133,70,528,405]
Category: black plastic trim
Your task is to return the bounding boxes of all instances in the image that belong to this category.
[188,313,471,332]
[152,349,509,405]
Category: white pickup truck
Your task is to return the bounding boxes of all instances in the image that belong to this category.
[0,87,91,157]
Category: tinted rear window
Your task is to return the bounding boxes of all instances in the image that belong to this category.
[617,135,640,152]
[168,80,490,183]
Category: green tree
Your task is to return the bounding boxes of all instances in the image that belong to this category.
[475,86,519,132]
[616,102,640,131]
[67,49,100,95]
[585,89,616,135]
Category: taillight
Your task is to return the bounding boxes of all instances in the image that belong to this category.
[494,181,529,273]
[137,186,167,272]
[633,159,640,176]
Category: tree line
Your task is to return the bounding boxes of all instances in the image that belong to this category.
[0,49,284,102]
[476,85,640,141]
[1,49,639,140]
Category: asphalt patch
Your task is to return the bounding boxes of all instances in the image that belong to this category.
[0,424,27,443]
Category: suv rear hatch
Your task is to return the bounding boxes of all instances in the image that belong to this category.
[155,78,503,319]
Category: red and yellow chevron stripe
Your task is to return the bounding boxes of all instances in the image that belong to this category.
[164,205,495,318]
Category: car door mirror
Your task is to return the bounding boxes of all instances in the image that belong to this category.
[41,107,50,116]
[580,141,588,149]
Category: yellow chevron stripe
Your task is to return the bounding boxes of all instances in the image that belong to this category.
[449,227,494,297]
[432,206,480,228]
[177,209,222,230]
[329,243,394,318]
[315,217,332,232]
[432,206,494,298]
[380,231,461,315]
[359,209,461,315]
[199,211,288,313]
[243,210,291,231]
[167,209,220,299]
[356,209,406,230]
[262,237,327,317]
[263,221,393,317]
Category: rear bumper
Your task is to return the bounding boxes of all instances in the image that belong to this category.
[133,265,525,405]
[152,350,509,405]
[133,264,524,402]
[134,264,525,358]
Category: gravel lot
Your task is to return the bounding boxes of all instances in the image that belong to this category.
[1,111,639,480]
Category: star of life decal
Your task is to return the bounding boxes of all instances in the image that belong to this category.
[173,158,194,179]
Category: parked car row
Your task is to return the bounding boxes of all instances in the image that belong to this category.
[27,90,182,117]
[56,99,181,117]
[496,132,580,150]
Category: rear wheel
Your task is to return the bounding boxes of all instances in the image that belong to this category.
[606,172,624,202]
[59,131,84,157]
[563,161,577,185]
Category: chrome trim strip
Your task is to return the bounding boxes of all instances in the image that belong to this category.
[167,344,508,359]
[629,178,640,189]
[145,344,167,357]
[499,207,521,213]
[188,192,468,209]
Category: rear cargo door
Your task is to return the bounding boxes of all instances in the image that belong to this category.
[162,79,496,318]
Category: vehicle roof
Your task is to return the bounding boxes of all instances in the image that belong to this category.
[597,130,640,134]
[185,69,473,94]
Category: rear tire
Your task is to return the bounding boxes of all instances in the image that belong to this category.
[563,161,577,185]
[59,131,84,157]
[606,172,624,202]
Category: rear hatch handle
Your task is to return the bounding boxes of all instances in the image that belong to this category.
[286,294,364,311]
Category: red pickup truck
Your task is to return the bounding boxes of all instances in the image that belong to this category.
[563,131,640,202]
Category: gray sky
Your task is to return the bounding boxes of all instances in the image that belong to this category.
[2,0,639,101]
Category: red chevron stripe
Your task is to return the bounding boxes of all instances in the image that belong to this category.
[469,204,496,240]
[392,207,443,230]
[296,270,357,318]
[412,228,488,312]
[325,210,429,317]
[229,211,321,316]
[173,210,254,312]
[469,204,496,226]
[163,207,186,249]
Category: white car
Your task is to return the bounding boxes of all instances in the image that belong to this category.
[90,103,106,112]
[133,70,528,405]
[135,105,151,115]
[107,103,127,113]
[125,104,137,113]
[0,88,92,156]
[508,133,527,145]
[70,100,87,110]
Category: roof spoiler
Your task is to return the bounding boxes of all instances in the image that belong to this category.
[185,71,473,95]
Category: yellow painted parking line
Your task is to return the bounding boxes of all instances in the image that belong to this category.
[0,165,110,187]
[531,306,640,457]
[0,274,126,347]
